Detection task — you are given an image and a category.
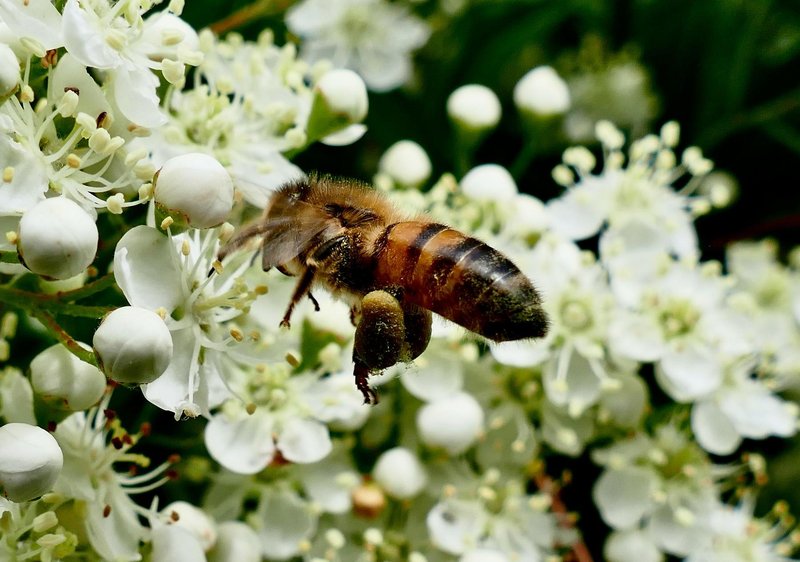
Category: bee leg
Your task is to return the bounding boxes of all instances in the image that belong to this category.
[280,268,315,329]
[307,292,320,312]
[353,359,379,405]
[401,302,432,361]
[352,290,407,404]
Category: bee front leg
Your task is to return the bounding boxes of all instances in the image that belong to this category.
[280,267,315,329]
[352,290,407,404]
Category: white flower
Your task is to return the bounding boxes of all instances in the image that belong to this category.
[141,32,321,208]
[0,55,148,214]
[62,0,199,127]
[426,474,556,559]
[204,368,333,474]
[378,140,432,188]
[113,225,262,418]
[373,447,427,499]
[460,164,517,202]
[93,306,174,384]
[548,121,711,259]
[154,153,234,229]
[685,498,797,562]
[30,343,106,413]
[287,0,430,92]
[447,84,502,131]
[513,66,571,116]
[17,197,98,279]
[0,422,63,502]
[417,391,484,455]
[54,400,177,561]
[591,426,721,558]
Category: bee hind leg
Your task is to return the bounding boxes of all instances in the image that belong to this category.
[352,290,408,404]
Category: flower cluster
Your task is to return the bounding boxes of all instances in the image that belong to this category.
[1,2,798,562]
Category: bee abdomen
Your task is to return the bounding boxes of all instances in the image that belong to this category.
[374,222,548,342]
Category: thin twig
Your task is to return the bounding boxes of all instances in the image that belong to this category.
[30,308,98,366]
[209,0,296,35]
[534,473,594,562]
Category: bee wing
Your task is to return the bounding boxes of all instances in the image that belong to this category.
[259,203,343,270]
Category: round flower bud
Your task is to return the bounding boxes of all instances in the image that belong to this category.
[351,481,387,519]
[0,44,20,98]
[316,69,368,124]
[208,521,261,562]
[93,306,173,385]
[460,164,518,202]
[31,343,106,412]
[162,501,217,551]
[0,423,63,502]
[306,69,368,142]
[447,84,501,131]
[154,153,234,229]
[378,140,432,188]
[417,392,484,455]
[513,65,570,116]
[17,197,99,280]
[373,447,427,499]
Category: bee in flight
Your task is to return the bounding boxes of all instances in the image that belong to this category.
[219,176,548,403]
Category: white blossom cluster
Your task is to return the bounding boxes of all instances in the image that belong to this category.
[0,2,798,562]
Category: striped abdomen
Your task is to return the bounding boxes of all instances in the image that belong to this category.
[373,222,548,342]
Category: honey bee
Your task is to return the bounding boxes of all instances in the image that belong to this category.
[219,175,548,403]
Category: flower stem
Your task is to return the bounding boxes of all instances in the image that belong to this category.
[209,0,297,35]
[29,308,98,366]
[534,472,594,562]
[0,285,115,317]
[0,251,19,264]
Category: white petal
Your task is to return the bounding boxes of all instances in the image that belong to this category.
[62,0,120,68]
[295,454,357,514]
[110,64,167,127]
[321,124,367,146]
[402,345,464,402]
[85,486,146,562]
[491,340,549,367]
[657,345,722,401]
[648,504,705,557]
[0,0,63,50]
[543,352,602,412]
[151,523,206,562]
[691,400,741,455]
[426,499,487,555]
[209,521,261,562]
[719,383,797,439]
[593,466,658,529]
[302,372,369,431]
[460,550,510,562]
[204,412,275,474]
[228,152,305,208]
[276,418,332,464]
[50,54,112,122]
[608,313,664,362]
[604,529,663,562]
[140,328,202,416]
[114,225,183,312]
[257,489,316,560]
[0,135,48,214]
[546,180,608,240]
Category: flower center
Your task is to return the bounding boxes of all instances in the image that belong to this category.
[560,299,592,331]
[658,298,699,338]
